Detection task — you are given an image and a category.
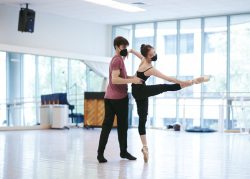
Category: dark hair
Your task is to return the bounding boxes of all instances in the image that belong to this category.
[140,44,154,57]
[113,36,129,49]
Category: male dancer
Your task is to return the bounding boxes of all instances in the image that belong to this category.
[97,36,143,163]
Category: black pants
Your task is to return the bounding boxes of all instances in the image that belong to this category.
[97,96,129,155]
[132,84,181,135]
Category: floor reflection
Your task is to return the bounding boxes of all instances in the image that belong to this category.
[0,129,250,178]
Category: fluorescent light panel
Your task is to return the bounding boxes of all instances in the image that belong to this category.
[85,0,146,12]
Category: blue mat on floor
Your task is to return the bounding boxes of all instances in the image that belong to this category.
[185,126,216,132]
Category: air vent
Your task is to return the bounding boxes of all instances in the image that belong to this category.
[131,2,150,6]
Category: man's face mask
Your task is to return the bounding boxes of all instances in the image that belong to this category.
[151,54,157,61]
[119,48,128,56]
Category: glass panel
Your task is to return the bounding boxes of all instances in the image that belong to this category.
[230,14,250,97]
[204,17,227,97]
[23,103,36,126]
[134,23,154,85]
[54,58,68,93]
[133,23,155,127]
[131,98,154,128]
[7,52,22,126]
[148,98,154,127]
[179,19,201,126]
[23,54,36,98]
[89,70,104,92]
[131,99,138,126]
[180,19,201,98]
[231,98,250,130]
[114,25,133,79]
[23,54,36,126]
[38,56,52,96]
[0,51,6,126]
[179,99,201,128]
[155,99,176,127]
[70,60,87,114]
[156,21,177,98]
[203,99,226,129]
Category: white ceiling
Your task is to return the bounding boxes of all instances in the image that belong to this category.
[1,0,250,25]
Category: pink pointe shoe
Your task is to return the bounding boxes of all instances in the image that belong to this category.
[191,76,210,85]
[142,146,149,163]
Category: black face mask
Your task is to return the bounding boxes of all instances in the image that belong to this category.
[151,54,157,61]
[119,48,128,56]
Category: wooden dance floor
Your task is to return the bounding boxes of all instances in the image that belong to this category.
[0,128,250,178]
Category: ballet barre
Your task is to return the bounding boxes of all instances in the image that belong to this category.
[1,92,250,132]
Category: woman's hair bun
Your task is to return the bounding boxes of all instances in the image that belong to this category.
[140,44,153,57]
[141,44,145,50]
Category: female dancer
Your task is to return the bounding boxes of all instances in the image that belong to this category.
[129,44,209,162]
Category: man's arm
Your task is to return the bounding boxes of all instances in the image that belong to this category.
[112,70,142,84]
[127,75,135,79]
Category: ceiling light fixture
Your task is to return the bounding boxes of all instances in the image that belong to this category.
[84,0,146,12]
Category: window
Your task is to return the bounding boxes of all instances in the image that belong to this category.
[1,49,106,127]
[180,34,194,54]
[113,25,133,78]
[133,23,154,127]
[0,52,6,126]
[230,14,250,96]
[164,35,176,55]
[70,60,87,114]
[54,58,68,93]
[230,14,250,129]
[205,32,216,53]
[134,23,154,77]
[89,70,104,92]
[204,17,227,99]
[164,33,194,55]
[155,99,177,127]
[7,52,22,126]
[23,54,36,126]
[203,16,227,129]
[179,19,201,127]
[38,56,52,96]
[157,21,178,90]
[203,99,226,129]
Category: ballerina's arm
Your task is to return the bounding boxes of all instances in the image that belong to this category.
[147,68,184,84]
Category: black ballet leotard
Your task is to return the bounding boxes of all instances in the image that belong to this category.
[132,66,181,135]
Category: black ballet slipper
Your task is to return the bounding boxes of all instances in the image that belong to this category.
[97,154,108,163]
[120,152,137,160]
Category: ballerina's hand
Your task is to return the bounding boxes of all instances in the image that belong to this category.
[126,49,133,59]
[126,53,129,59]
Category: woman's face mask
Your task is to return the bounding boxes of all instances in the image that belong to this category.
[151,54,157,61]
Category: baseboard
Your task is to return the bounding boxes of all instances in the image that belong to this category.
[0,125,51,131]
[224,129,250,133]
